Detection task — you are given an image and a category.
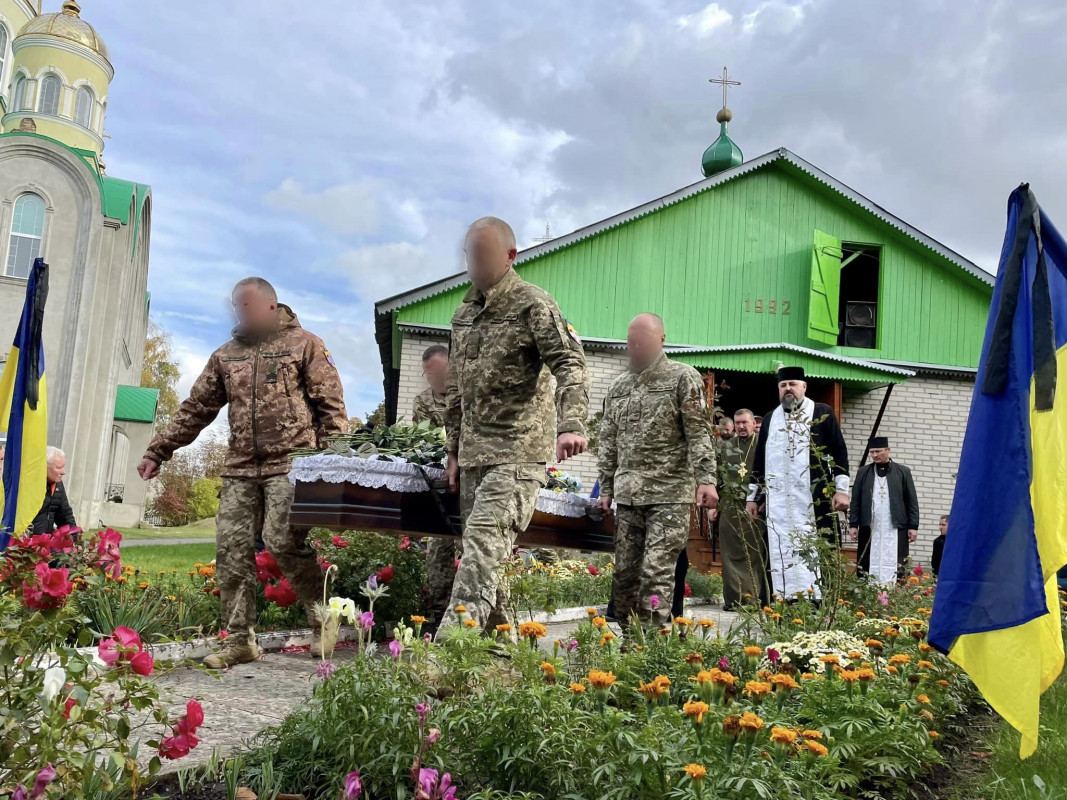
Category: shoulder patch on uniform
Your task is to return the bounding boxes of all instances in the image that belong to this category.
[324,348,336,367]
[564,319,582,345]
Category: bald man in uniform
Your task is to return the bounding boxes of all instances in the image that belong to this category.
[597,313,718,627]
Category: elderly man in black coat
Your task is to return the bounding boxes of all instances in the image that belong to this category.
[849,437,919,584]
[31,446,77,534]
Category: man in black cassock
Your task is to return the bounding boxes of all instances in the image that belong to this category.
[849,437,919,584]
[745,366,850,599]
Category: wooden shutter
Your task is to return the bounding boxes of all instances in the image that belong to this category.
[809,230,844,345]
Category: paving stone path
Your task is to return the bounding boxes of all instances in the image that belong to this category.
[148,603,739,775]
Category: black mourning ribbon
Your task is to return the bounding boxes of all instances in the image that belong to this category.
[982,185,1057,412]
[25,258,49,412]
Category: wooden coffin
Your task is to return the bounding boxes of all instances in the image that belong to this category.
[290,479,617,553]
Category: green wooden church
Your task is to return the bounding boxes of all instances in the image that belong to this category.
[374,101,993,568]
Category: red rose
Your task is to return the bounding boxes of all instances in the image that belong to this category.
[399,537,411,551]
[913,565,924,576]
[184,699,205,731]
[218,630,230,640]
[587,565,600,576]
[130,650,155,677]
[454,559,460,572]
[264,578,298,607]
[331,536,349,549]
[377,566,395,584]
[159,733,192,760]
[62,697,77,720]
[255,551,283,583]
[684,582,692,598]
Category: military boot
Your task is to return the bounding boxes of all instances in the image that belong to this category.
[203,641,260,669]
[310,617,339,660]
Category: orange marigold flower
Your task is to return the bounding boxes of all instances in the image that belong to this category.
[771,674,800,691]
[684,763,708,782]
[888,654,912,666]
[410,615,428,625]
[857,668,876,682]
[454,605,467,613]
[855,611,867,619]
[685,652,704,664]
[916,694,931,704]
[929,730,940,739]
[744,645,763,657]
[569,682,586,694]
[599,633,616,645]
[792,618,805,625]
[805,740,829,757]
[540,662,556,677]
[819,654,840,665]
[771,613,782,621]
[908,576,920,585]
[588,670,617,690]
[840,670,860,683]
[674,617,692,627]
[866,638,884,650]
[744,681,772,698]
[139,582,149,589]
[696,618,716,628]
[887,666,900,675]
[801,729,823,740]
[919,643,934,653]
[653,675,671,690]
[738,711,765,732]
[683,700,710,723]
[937,679,950,687]
[519,622,547,639]
[586,607,598,615]
[693,669,715,684]
[848,650,864,660]
[496,623,512,633]
[801,672,818,681]
[463,619,478,628]
[713,670,738,687]
[917,660,935,670]
[758,669,772,680]
[762,606,774,614]
[638,679,668,701]
[592,616,608,629]
[770,726,799,745]
[722,714,742,738]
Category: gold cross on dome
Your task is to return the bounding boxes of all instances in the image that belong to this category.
[709,66,740,109]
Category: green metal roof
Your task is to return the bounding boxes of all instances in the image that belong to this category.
[114,385,158,424]
[668,343,914,385]
[0,131,150,232]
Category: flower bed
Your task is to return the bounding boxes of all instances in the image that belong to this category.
[170,569,980,800]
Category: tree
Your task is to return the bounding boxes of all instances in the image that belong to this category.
[141,320,181,431]
[144,431,227,526]
[365,401,387,428]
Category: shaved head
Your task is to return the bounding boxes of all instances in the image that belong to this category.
[627,312,666,372]
[464,216,518,291]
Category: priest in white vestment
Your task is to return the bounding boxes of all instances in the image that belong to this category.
[848,437,920,584]
[746,367,851,598]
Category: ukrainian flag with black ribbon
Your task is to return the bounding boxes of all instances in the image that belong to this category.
[929,185,1067,758]
[0,258,49,550]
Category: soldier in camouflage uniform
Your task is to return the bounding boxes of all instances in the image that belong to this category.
[440,217,589,633]
[412,344,458,623]
[597,313,718,627]
[138,277,347,668]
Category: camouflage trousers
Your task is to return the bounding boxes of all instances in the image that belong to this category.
[425,538,459,620]
[216,475,322,645]
[613,502,691,627]
[439,463,546,633]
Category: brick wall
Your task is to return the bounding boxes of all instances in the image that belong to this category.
[841,375,972,567]
[396,330,972,567]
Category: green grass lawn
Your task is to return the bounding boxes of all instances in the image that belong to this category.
[122,542,217,576]
[955,672,1067,800]
[112,522,217,541]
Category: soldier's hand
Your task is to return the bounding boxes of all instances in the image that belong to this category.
[848,526,859,542]
[745,501,760,519]
[137,458,160,481]
[596,494,613,513]
[908,529,918,543]
[445,453,459,494]
[696,484,718,509]
[555,433,587,463]
[832,492,850,512]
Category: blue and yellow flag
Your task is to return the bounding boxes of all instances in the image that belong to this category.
[929,185,1067,758]
[0,258,50,550]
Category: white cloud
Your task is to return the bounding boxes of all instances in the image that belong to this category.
[677,3,733,36]
[334,242,446,302]
[264,179,381,237]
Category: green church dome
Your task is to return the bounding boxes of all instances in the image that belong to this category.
[701,108,743,177]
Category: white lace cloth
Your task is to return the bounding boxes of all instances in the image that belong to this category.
[289,455,605,518]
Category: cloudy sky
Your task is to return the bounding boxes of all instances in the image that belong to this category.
[84,0,1067,416]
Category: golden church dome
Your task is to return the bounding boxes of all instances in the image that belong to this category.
[18,1,110,62]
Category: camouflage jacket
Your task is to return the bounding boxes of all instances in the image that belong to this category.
[597,352,717,505]
[145,305,348,478]
[412,387,447,428]
[445,268,589,467]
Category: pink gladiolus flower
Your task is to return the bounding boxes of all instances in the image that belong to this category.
[718,657,730,671]
[767,648,781,665]
[344,771,363,799]
[878,590,890,607]
[418,768,439,798]
[415,702,429,726]
[316,661,337,679]
[31,764,56,799]
[389,639,402,660]
[359,611,374,630]
[567,638,578,652]
[12,786,26,800]
[427,728,441,744]
[649,595,660,610]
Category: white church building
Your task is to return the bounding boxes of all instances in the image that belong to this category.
[0,0,155,528]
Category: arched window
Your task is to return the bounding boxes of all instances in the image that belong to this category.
[37,74,61,116]
[5,194,46,279]
[74,86,93,128]
[12,75,25,112]
[0,26,8,86]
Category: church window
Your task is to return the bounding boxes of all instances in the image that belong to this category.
[38,74,61,116]
[0,26,7,89]
[12,76,26,112]
[74,86,93,128]
[5,194,46,280]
